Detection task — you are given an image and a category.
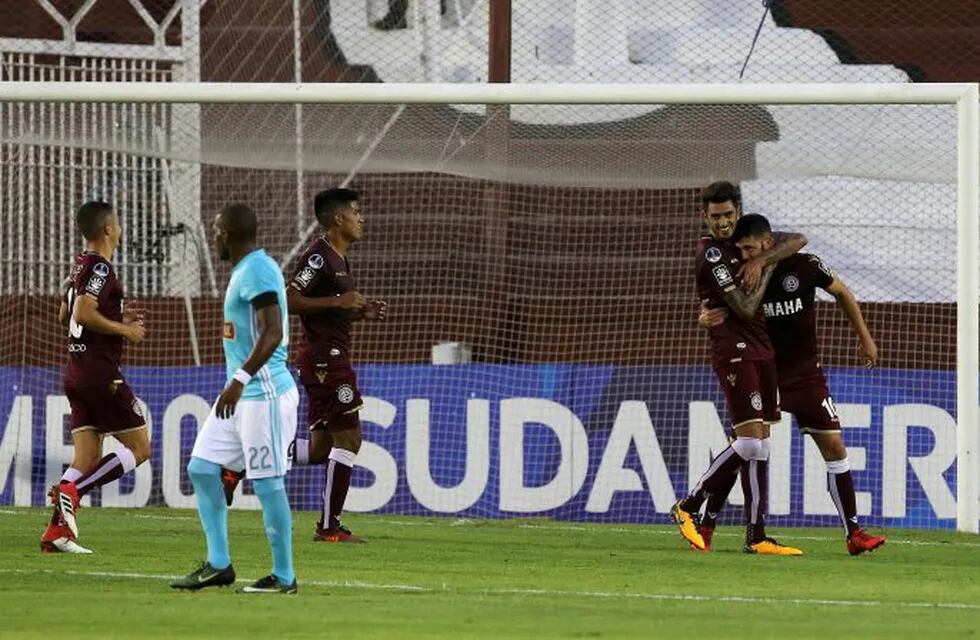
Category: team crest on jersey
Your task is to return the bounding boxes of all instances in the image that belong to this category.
[726,373,737,386]
[705,246,722,263]
[337,384,355,404]
[749,391,763,412]
[92,262,110,277]
[85,275,106,295]
[296,267,316,287]
[782,274,800,292]
[308,254,324,269]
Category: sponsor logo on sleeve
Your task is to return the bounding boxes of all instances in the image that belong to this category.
[705,246,722,263]
[750,391,763,412]
[712,264,733,288]
[308,254,324,269]
[811,255,834,278]
[85,275,106,295]
[295,267,316,287]
[92,262,110,277]
[223,321,236,340]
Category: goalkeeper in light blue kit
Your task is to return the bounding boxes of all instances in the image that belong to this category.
[171,204,299,594]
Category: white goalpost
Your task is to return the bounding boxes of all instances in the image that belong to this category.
[0,81,976,533]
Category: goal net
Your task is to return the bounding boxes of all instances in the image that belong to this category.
[0,82,976,533]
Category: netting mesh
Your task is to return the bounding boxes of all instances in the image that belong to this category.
[0,0,972,530]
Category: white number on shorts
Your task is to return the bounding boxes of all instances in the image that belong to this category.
[822,396,839,420]
[248,446,272,470]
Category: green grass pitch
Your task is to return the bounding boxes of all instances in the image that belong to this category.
[1,507,978,639]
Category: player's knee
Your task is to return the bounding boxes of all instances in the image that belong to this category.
[308,431,333,464]
[186,456,221,478]
[817,435,847,461]
[732,436,767,461]
[129,441,151,465]
[332,428,362,454]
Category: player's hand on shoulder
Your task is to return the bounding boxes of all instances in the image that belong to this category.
[860,337,879,368]
[216,381,244,418]
[737,257,766,292]
[336,291,367,312]
[364,299,388,320]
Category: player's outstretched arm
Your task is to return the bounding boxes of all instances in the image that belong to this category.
[73,294,145,343]
[286,286,366,316]
[723,265,775,320]
[825,276,878,368]
[739,231,808,291]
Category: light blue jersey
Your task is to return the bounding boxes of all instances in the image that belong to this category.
[222,249,296,400]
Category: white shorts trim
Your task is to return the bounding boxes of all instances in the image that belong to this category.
[191,387,299,479]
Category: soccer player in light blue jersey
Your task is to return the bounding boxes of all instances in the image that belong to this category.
[171,204,299,594]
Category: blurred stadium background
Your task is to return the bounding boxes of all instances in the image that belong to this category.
[0,1,977,531]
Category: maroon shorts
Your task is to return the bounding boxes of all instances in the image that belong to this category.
[781,383,841,434]
[65,379,145,434]
[299,359,363,431]
[714,358,780,428]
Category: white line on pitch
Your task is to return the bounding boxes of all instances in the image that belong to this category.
[1,568,976,610]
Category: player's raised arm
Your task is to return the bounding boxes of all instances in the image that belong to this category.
[722,265,775,320]
[739,230,808,291]
[825,275,879,368]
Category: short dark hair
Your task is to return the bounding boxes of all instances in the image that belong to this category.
[732,213,772,243]
[314,188,359,226]
[701,181,741,211]
[76,201,115,241]
[221,203,258,242]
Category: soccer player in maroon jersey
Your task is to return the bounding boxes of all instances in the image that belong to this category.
[286,187,385,542]
[41,201,149,553]
[672,181,806,555]
[698,213,885,555]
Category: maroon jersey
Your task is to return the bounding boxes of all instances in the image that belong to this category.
[290,237,356,363]
[63,251,125,386]
[762,253,835,389]
[695,237,773,366]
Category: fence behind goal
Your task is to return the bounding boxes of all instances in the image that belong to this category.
[0,80,976,533]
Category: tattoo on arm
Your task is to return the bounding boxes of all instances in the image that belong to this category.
[762,232,808,266]
[723,267,775,319]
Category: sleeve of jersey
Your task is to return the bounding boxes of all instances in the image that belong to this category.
[239,261,283,302]
[698,251,738,295]
[289,250,324,293]
[805,254,835,289]
[81,261,113,302]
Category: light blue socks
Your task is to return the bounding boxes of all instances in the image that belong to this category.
[187,456,231,569]
[253,476,295,584]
